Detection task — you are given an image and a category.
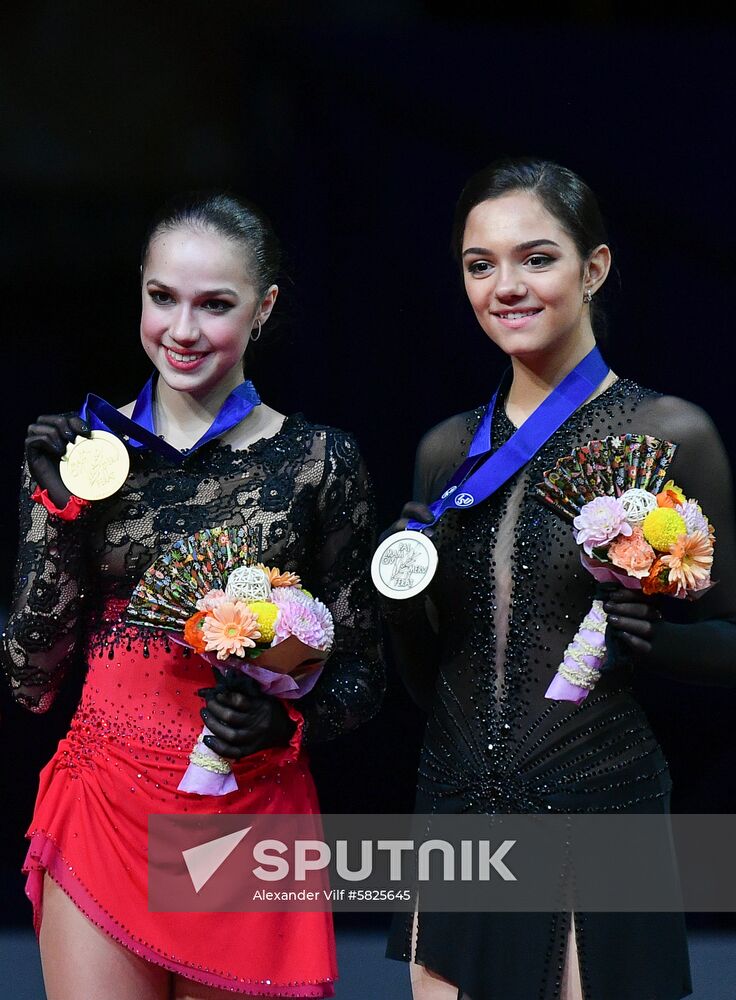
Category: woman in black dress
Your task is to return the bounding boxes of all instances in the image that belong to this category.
[383,159,736,1000]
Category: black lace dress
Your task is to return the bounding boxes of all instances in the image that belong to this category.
[2,413,384,996]
[386,379,736,1000]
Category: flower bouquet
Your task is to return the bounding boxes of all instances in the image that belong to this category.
[535,434,715,704]
[127,525,334,794]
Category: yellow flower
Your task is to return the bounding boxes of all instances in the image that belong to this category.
[246,601,279,644]
[661,530,713,595]
[642,508,687,551]
[202,601,261,660]
[663,479,685,501]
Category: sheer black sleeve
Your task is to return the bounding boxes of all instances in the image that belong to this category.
[413,411,482,507]
[1,460,88,712]
[635,395,736,683]
[381,411,481,712]
[298,430,385,742]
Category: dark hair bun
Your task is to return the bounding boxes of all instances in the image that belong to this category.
[141,192,281,297]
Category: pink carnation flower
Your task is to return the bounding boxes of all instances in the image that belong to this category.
[607,525,656,579]
[273,599,331,650]
[196,588,227,612]
[573,496,632,556]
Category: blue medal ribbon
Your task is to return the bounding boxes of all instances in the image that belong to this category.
[80,373,261,464]
[406,346,609,530]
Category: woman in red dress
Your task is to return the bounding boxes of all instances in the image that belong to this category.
[3,193,383,999]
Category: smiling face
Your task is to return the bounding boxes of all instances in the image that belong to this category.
[140,226,276,399]
[461,190,608,363]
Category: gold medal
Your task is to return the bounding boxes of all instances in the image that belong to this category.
[59,430,130,501]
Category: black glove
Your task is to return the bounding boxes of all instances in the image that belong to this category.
[601,586,736,685]
[25,413,90,508]
[379,500,435,543]
[601,585,663,662]
[197,668,297,760]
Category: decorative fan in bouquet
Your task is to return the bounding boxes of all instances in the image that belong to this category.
[535,434,715,704]
[127,525,334,794]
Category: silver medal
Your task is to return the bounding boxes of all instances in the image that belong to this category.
[371,529,438,600]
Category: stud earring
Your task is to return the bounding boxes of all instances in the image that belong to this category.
[583,289,593,304]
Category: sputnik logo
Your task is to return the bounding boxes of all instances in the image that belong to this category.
[182,826,252,893]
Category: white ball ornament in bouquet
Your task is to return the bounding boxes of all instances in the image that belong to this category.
[619,488,658,525]
[225,565,272,603]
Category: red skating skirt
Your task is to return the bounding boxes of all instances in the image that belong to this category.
[24,611,336,997]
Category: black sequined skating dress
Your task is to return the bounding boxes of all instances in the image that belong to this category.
[387,379,736,1000]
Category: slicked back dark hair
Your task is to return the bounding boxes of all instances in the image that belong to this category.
[141,191,281,297]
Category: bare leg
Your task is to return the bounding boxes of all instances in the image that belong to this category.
[174,982,302,1000]
[409,909,583,1000]
[560,914,584,1000]
[409,906,459,1000]
[39,874,170,1000]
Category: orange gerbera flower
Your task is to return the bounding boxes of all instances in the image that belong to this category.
[661,530,713,595]
[202,601,261,660]
[258,564,302,588]
[642,558,677,597]
[183,610,209,652]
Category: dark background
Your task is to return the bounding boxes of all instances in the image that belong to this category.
[1,2,735,927]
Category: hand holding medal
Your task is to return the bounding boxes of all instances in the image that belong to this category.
[26,377,261,521]
[59,430,130,501]
[372,501,438,600]
[372,346,612,601]
[26,411,130,516]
